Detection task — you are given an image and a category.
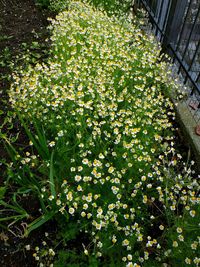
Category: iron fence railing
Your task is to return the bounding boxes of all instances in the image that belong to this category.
[135,0,200,124]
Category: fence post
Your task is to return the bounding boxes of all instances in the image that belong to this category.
[163,0,188,47]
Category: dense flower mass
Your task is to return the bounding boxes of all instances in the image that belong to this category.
[8,2,199,266]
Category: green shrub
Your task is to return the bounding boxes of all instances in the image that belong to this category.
[8,2,200,266]
[36,0,133,16]
[35,0,50,8]
[49,0,69,11]
[86,0,133,17]
[35,0,69,11]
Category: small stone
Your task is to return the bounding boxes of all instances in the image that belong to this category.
[195,125,200,136]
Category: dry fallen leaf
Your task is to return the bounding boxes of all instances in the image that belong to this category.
[0,231,9,243]
[195,125,200,136]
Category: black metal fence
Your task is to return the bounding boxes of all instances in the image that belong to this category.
[135,0,200,124]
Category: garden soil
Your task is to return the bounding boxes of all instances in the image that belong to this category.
[0,0,52,266]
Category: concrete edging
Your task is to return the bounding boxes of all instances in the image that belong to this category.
[174,100,200,170]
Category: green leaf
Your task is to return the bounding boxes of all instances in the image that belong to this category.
[50,151,56,198]
[18,114,49,159]
[25,211,55,236]
[0,187,6,200]
[0,200,28,215]
[33,118,49,158]
[0,214,27,222]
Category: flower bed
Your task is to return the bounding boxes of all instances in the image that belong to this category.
[6,1,200,266]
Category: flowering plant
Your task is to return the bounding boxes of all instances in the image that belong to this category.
[7,2,200,266]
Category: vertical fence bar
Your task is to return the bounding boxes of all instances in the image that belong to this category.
[167,0,188,46]
[159,0,172,43]
[178,6,200,74]
[155,0,165,36]
[181,7,200,61]
[175,0,192,53]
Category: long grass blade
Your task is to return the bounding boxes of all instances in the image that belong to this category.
[25,211,55,236]
[18,114,48,159]
[50,151,56,198]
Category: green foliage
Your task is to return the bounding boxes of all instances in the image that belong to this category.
[54,250,96,267]
[19,41,50,65]
[0,187,6,200]
[0,47,12,68]
[49,0,69,11]
[36,0,69,11]
[35,0,50,8]
[36,0,133,16]
[0,197,29,225]
[86,0,133,17]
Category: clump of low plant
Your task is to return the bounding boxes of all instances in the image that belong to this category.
[86,0,133,17]
[49,0,69,11]
[6,1,200,266]
[36,0,133,16]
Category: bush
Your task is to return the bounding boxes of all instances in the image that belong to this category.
[35,0,50,8]
[8,2,200,266]
[36,0,133,16]
[35,0,69,11]
[86,0,133,17]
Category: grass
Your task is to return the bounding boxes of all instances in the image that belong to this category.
[1,1,200,266]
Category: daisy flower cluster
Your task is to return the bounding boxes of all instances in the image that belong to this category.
[8,1,199,266]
